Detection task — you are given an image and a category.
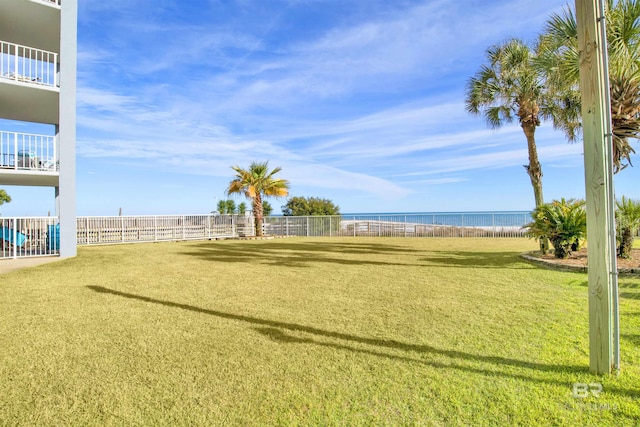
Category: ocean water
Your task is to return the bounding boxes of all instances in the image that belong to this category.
[339,211,533,227]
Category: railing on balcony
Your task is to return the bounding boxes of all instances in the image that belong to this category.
[39,0,62,6]
[0,131,58,172]
[0,217,59,258]
[0,41,58,88]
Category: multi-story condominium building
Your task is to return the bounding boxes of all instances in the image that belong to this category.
[0,0,77,258]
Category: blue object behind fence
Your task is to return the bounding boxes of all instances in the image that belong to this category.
[47,224,60,251]
[1,227,27,247]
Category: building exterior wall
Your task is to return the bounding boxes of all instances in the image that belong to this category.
[0,0,77,258]
[59,0,78,258]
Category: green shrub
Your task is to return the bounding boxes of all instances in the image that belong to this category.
[526,198,586,258]
[616,196,640,258]
[282,196,340,216]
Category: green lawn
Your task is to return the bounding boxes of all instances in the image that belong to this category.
[0,237,638,426]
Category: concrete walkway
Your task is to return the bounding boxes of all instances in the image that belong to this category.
[0,256,61,275]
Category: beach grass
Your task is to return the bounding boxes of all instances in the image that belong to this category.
[0,237,638,426]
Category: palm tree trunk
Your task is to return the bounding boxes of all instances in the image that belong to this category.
[618,227,634,258]
[253,194,264,237]
[522,123,549,254]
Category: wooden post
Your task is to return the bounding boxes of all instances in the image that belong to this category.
[576,0,614,375]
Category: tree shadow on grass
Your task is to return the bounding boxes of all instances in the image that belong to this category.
[619,281,640,289]
[567,280,588,288]
[572,281,640,290]
[622,334,640,346]
[87,285,575,372]
[253,327,640,403]
[86,285,640,400]
[180,241,424,268]
[419,251,539,269]
[620,291,640,300]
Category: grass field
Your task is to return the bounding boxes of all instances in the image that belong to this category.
[0,237,638,426]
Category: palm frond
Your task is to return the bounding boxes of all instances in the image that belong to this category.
[537,0,640,171]
[225,161,290,206]
[465,39,540,128]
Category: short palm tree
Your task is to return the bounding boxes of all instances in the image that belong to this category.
[466,38,549,252]
[615,196,640,258]
[216,199,228,215]
[237,202,247,215]
[226,162,289,237]
[537,0,640,172]
[526,198,587,259]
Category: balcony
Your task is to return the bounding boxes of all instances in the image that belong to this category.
[0,41,59,124]
[0,131,58,187]
[1,41,58,88]
[0,216,60,259]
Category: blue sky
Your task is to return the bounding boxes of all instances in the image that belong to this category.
[2,0,639,216]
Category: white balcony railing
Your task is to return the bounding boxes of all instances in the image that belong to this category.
[0,217,59,259]
[0,131,58,172]
[0,41,58,88]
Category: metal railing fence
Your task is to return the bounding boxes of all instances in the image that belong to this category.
[263,213,530,238]
[0,217,59,258]
[0,40,58,88]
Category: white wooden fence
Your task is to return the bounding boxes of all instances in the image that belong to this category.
[76,215,254,245]
[0,215,253,259]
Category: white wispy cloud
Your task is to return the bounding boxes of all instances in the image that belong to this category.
[68,0,608,215]
[404,140,584,176]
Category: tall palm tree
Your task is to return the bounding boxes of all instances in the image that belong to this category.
[466,39,547,207]
[226,161,289,237]
[466,39,549,252]
[537,0,640,172]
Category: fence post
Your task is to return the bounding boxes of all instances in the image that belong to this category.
[404,215,407,238]
[13,44,18,81]
[306,216,309,237]
[13,132,17,171]
[121,215,125,243]
[492,213,495,238]
[12,220,17,259]
[432,214,435,237]
[329,216,332,237]
[461,214,464,238]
